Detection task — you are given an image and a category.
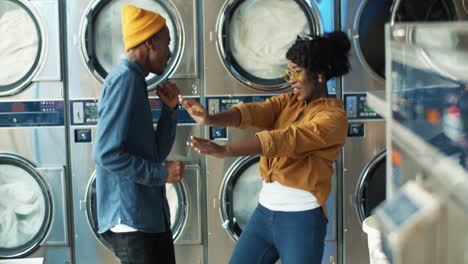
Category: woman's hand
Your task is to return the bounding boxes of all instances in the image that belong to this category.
[157,81,180,109]
[179,95,211,125]
[186,136,227,158]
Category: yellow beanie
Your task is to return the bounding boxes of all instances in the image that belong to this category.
[121,5,166,52]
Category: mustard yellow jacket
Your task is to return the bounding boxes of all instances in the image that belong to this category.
[232,93,348,218]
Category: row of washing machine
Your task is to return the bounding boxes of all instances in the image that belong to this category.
[2,0,466,263]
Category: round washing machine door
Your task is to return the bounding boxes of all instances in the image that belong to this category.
[355,150,386,223]
[0,0,46,96]
[355,0,394,81]
[216,0,321,92]
[391,0,464,23]
[356,0,467,82]
[0,154,52,258]
[85,172,189,250]
[390,0,468,82]
[220,155,263,241]
[80,0,184,90]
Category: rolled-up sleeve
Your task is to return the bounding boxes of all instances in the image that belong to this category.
[231,95,285,130]
[256,109,348,158]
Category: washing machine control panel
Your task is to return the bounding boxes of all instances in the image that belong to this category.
[0,100,65,127]
[71,98,200,126]
[344,93,381,120]
[206,95,273,140]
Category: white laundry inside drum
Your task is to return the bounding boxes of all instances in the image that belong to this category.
[0,1,39,86]
[0,165,46,248]
[230,0,310,80]
[165,183,180,229]
[94,0,176,77]
[232,161,262,229]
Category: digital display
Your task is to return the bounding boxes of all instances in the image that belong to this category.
[0,101,65,127]
[220,99,243,111]
[362,100,374,113]
[84,102,98,122]
[344,94,381,120]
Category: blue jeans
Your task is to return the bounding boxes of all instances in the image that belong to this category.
[229,204,327,264]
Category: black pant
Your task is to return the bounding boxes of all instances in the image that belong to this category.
[107,231,176,264]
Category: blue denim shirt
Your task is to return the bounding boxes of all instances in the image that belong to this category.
[93,59,177,233]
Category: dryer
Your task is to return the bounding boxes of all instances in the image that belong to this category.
[65,0,202,263]
[202,0,338,263]
[66,0,199,100]
[0,1,70,263]
[341,0,468,263]
[0,0,62,101]
[0,101,70,264]
[69,99,203,264]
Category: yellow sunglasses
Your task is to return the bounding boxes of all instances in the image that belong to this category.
[282,68,304,82]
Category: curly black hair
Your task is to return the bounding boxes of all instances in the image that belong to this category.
[286,31,351,81]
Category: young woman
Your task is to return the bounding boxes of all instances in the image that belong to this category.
[179,31,351,264]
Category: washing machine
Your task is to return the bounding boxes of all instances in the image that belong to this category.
[341,93,386,264]
[202,0,338,263]
[0,0,62,101]
[341,0,468,263]
[68,98,203,264]
[65,0,202,263]
[0,1,71,263]
[0,101,70,263]
[66,0,199,100]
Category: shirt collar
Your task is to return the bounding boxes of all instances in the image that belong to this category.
[122,58,145,77]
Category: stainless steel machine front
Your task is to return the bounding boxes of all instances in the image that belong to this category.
[203,0,337,262]
[0,101,71,263]
[341,0,468,94]
[203,0,334,95]
[65,0,202,263]
[0,1,69,262]
[341,0,468,263]
[68,100,203,263]
[342,92,386,264]
[66,0,199,99]
[0,0,62,100]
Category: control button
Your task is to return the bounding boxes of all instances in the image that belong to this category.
[75,129,92,143]
[347,123,364,137]
[210,127,227,140]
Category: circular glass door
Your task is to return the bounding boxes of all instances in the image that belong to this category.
[86,172,188,249]
[356,0,394,80]
[0,154,52,258]
[217,0,321,92]
[391,0,459,23]
[355,150,386,222]
[80,0,184,90]
[391,0,467,81]
[0,0,45,96]
[220,155,263,241]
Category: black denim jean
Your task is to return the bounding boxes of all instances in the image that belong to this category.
[107,231,176,264]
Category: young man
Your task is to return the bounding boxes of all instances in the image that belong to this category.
[92,5,184,264]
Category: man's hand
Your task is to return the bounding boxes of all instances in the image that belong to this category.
[186,136,227,158]
[166,160,184,183]
[179,95,211,125]
[157,81,180,109]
